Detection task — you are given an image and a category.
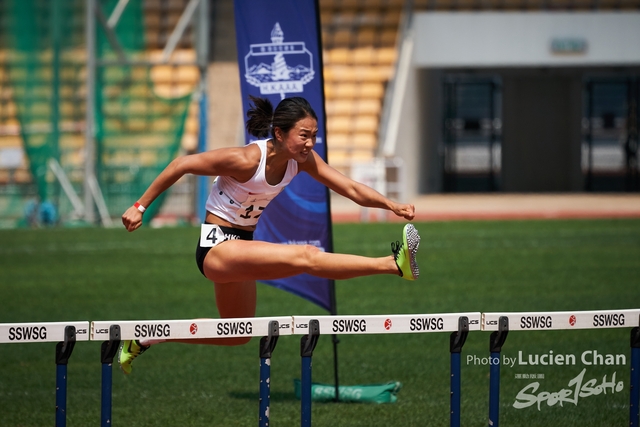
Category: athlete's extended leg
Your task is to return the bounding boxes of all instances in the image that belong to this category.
[118,225,419,374]
[204,224,420,283]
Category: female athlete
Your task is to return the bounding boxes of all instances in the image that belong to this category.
[118,96,420,374]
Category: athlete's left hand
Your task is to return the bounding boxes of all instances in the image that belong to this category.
[392,203,415,220]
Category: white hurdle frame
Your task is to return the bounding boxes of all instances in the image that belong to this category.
[1,309,638,427]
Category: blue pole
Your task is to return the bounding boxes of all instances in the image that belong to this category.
[632,347,640,427]
[301,356,312,427]
[259,357,271,427]
[300,320,320,427]
[55,326,76,427]
[55,364,67,427]
[101,362,113,427]
[196,91,208,223]
[258,321,279,427]
[488,317,508,427]
[631,325,640,427]
[100,326,121,427]
[449,317,469,427]
[450,352,461,427]
[488,352,501,427]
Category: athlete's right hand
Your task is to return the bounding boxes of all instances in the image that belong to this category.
[122,206,143,232]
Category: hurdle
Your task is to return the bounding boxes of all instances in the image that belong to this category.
[0,321,90,427]
[292,313,481,427]
[2,310,639,426]
[482,309,640,427]
[91,316,292,427]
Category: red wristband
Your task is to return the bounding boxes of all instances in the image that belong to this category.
[134,202,146,213]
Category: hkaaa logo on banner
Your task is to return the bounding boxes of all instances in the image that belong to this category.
[243,23,315,100]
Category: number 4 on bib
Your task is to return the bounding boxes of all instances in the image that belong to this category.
[200,224,225,248]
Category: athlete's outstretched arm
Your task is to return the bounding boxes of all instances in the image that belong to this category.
[121,146,260,232]
[300,151,415,220]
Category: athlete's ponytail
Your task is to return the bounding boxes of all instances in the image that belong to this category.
[245,95,318,140]
[245,95,274,138]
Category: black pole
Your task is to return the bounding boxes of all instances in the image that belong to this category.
[312,0,340,404]
[586,80,594,191]
[488,80,496,192]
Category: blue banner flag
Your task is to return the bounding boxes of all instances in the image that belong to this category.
[233,0,335,312]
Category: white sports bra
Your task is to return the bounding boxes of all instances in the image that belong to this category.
[205,139,298,227]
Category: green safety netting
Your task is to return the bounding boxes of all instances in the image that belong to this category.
[0,0,193,227]
[96,0,192,222]
[1,0,86,227]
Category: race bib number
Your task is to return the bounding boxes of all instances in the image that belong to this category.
[200,224,226,248]
[235,203,265,221]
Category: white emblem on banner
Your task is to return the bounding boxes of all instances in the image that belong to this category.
[244,22,315,99]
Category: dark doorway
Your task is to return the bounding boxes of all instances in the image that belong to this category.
[442,76,502,192]
[584,77,639,192]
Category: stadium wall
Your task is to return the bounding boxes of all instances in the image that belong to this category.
[395,12,640,197]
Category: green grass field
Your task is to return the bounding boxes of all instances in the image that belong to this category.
[0,219,639,426]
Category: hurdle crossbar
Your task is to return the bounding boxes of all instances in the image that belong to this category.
[482,309,640,331]
[91,316,293,341]
[292,312,482,335]
[0,321,90,343]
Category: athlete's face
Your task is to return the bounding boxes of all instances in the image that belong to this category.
[279,116,318,163]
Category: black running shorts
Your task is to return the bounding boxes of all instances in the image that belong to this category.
[195,223,254,277]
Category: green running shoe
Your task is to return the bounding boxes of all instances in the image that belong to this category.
[118,339,149,375]
[392,224,420,280]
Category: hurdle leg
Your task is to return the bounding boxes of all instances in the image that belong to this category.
[100,325,121,427]
[631,322,640,427]
[450,317,469,427]
[55,326,77,427]
[488,317,509,427]
[300,320,320,427]
[259,321,280,427]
